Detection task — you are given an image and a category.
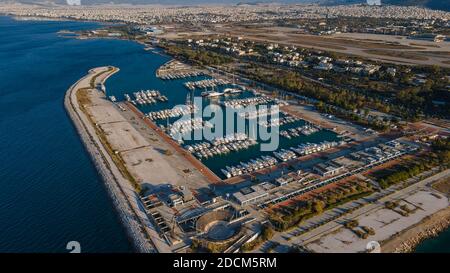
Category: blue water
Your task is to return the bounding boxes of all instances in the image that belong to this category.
[0,15,448,253]
[0,16,162,252]
[415,227,450,253]
[107,65,340,178]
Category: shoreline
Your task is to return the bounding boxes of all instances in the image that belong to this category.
[33,13,450,252]
[64,67,156,253]
[381,206,450,253]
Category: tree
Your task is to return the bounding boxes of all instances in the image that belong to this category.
[312,200,325,214]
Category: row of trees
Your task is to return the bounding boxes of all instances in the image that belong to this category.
[378,162,430,189]
[377,138,450,189]
[248,68,372,112]
[269,181,373,231]
[316,102,390,131]
[162,44,232,66]
[163,40,449,121]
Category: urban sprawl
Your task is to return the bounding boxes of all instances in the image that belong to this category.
[17,2,450,253]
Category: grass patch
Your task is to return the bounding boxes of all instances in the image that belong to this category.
[363,49,428,61]
[241,224,274,252]
[269,181,373,231]
[432,178,450,196]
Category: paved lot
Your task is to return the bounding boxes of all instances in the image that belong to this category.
[99,121,150,152]
[262,168,450,253]
[306,189,448,253]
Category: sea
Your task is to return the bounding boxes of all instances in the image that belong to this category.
[0,15,448,253]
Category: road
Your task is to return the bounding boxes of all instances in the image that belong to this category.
[260,167,450,253]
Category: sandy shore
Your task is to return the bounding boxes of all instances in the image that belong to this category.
[381,206,450,253]
[64,67,156,253]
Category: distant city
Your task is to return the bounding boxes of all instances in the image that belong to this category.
[0,0,449,256]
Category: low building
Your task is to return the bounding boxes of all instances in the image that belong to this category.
[233,184,269,206]
[168,193,184,207]
[313,161,344,176]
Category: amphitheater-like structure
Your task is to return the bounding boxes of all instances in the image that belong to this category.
[196,210,240,242]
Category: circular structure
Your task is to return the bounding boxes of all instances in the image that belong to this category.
[205,221,235,241]
[196,210,240,242]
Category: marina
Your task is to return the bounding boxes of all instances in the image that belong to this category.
[5,13,449,255]
[184,78,229,90]
[106,61,342,180]
[145,105,197,121]
[156,60,204,80]
[166,117,213,141]
[280,124,320,139]
[159,71,204,80]
[258,115,301,127]
[221,156,278,178]
[273,149,298,162]
[220,96,275,109]
[124,90,168,106]
[238,107,280,119]
[185,133,258,159]
[290,140,346,156]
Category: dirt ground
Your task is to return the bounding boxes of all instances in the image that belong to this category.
[159,24,450,67]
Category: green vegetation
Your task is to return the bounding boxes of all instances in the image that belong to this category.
[269,181,373,231]
[241,224,274,252]
[354,229,369,239]
[205,242,229,253]
[374,138,450,189]
[237,66,392,131]
[432,177,450,196]
[165,39,450,121]
[385,200,398,209]
[344,220,359,229]
[378,160,430,189]
[161,44,232,66]
[316,102,390,131]
[361,226,376,236]
[344,220,375,239]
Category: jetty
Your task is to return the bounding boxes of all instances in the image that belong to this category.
[184,78,228,90]
[146,105,197,121]
[220,96,274,109]
[156,60,204,80]
[221,156,278,178]
[185,133,258,159]
[64,66,160,253]
[280,124,320,139]
[124,90,168,106]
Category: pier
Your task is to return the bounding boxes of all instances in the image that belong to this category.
[156,60,204,80]
[185,133,258,160]
[65,66,160,253]
[124,90,168,106]
[146,105,197,121]
[184,78,228,90]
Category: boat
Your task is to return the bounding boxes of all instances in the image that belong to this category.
[221,169,232,178]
